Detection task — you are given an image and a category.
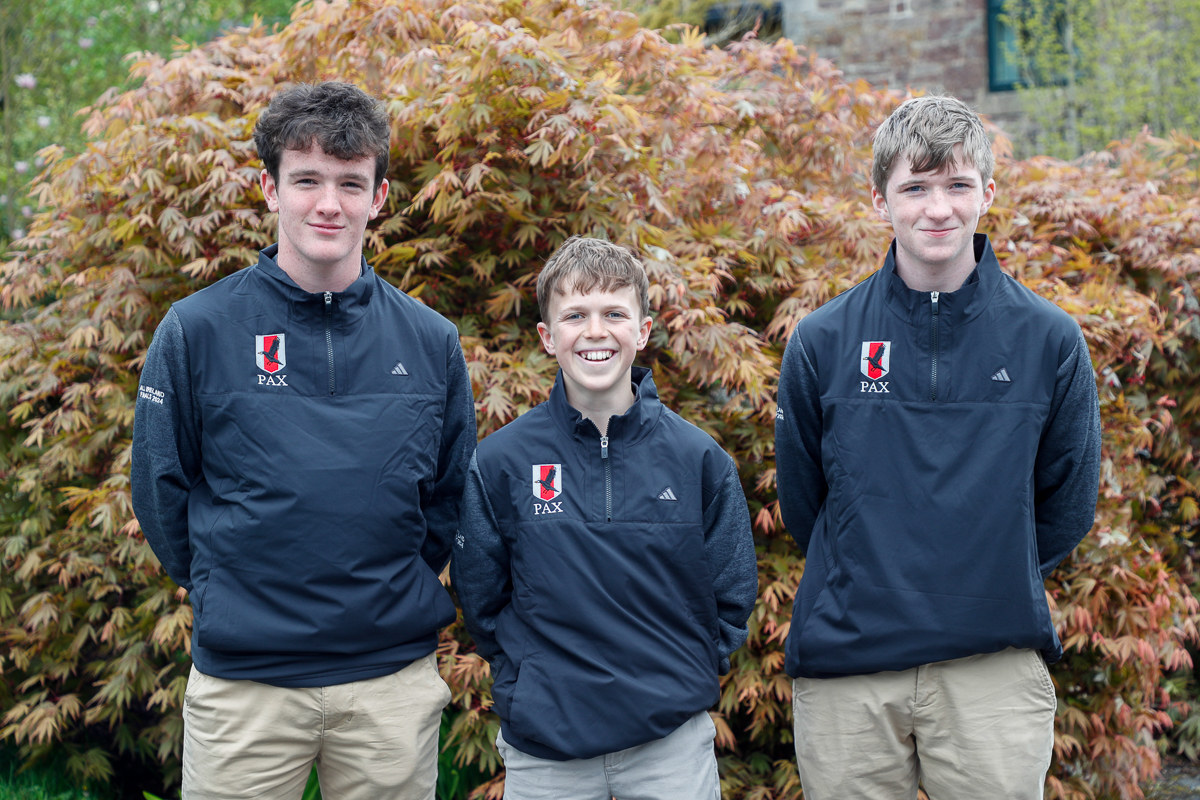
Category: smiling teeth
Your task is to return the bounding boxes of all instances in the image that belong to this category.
[582,351,614,361]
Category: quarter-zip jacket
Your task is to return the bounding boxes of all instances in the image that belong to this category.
[131,246,476,687]
[775,235,1101,679]
[452,368,758,761]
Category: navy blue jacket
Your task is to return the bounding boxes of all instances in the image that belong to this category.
[452,368,758,760]
[775,235,1101,679]
[131,246,475,687]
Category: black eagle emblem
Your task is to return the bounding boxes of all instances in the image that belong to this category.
[536,466,557,493]
[259,337,282,368]
[864,342,887,373]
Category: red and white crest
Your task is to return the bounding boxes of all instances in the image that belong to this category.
[256,334,286,374]
[532,464,562,501]
[861,341,890,379]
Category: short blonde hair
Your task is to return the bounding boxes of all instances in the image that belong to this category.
[536,236,650,322]
[872,95,994,195]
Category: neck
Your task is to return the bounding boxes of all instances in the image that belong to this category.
[275,246,362,294]
[893,254,975,294]
[564,382,636,436]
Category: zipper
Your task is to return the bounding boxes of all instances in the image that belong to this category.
[324,291,335,395]
[600,434,612,522]
[929,291,940,401]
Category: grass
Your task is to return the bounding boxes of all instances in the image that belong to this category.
[0,750,97,800]
[1,711,490,800]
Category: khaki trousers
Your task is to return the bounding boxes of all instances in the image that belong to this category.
[182,654,451,800]
[792,647,1056,800]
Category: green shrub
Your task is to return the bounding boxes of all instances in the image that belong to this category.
[1,1,1198,798]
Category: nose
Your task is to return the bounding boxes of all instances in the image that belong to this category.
[925,188,952,220]
[315,184,340,216]
[585,314,605,337]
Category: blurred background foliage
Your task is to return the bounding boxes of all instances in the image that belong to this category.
[0,1,1199,799]
[0,0,293,245]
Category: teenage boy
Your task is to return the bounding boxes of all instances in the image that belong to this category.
[451,236,758,799]
[131,82,476,799]
[775,95,1101,799]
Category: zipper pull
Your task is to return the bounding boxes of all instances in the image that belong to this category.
[600,435,609,459]
[324,291,333,308]
[931,291,940,313]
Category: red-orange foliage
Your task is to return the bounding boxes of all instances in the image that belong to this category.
[0,1,1197,798]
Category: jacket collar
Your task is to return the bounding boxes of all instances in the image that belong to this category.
[546,366,662,446]
[252,244,376,318]
[883,234,1002,326]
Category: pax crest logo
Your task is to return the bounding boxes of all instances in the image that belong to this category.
[533,464,562,501]
[861,341,890,379]
[256,334,286,373]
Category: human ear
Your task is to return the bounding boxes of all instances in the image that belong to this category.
[261,169,279,213]
[871,185,890,222]
[369,178,389,220]
[635,314,652,350]
[980,178,996,216]
[536,321,556,356]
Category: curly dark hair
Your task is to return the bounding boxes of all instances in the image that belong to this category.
[253,82,391,190]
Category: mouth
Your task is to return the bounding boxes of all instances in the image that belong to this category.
[310,224,343,234]
[578,350,616,363]
[921,228,955,238]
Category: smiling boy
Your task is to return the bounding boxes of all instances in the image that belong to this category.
[774,95,1101,799]
[132,83,475,799]
[451,236,758,799]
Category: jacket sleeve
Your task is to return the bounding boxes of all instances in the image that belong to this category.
[420,338,478,575]
[1035,331,1102,579]
[449,452,511,670]
[131,307,200,592]
[775,329,827,555]
[703,458,759,674]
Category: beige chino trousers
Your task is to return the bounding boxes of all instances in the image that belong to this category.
[182,654,451,800]
[793,647,1057,800]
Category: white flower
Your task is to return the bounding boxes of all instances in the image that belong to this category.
[14,161,29,174]
[11,228,25,239]
[0,195,7,206]
[15,73,36,89]
[146,0,160,12]
[87,16,98,26]
[78,37,94,49]
[37,115,51,129]
[21,206,32,218]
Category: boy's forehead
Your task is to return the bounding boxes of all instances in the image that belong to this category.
[279,143,376,176]
[549,280,641,314]
[891,145,982,183]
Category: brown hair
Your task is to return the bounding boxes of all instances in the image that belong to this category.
[872,95,994,195]
[254,82,391,191]
[537,236,650,322]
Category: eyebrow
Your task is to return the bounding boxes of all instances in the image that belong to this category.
[287,168,372,183]
[896,173,979,189]
[558,302,633,316]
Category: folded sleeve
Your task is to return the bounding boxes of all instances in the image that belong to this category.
[131,307,201,592]
[774,330,826,555]
[1034,331,1102,579]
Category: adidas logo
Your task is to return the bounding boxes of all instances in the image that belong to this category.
[391,361,408,376]
[991,368,1011,383]
[657,487,678,501]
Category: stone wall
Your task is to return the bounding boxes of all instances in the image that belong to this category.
[782,0,1022,132]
